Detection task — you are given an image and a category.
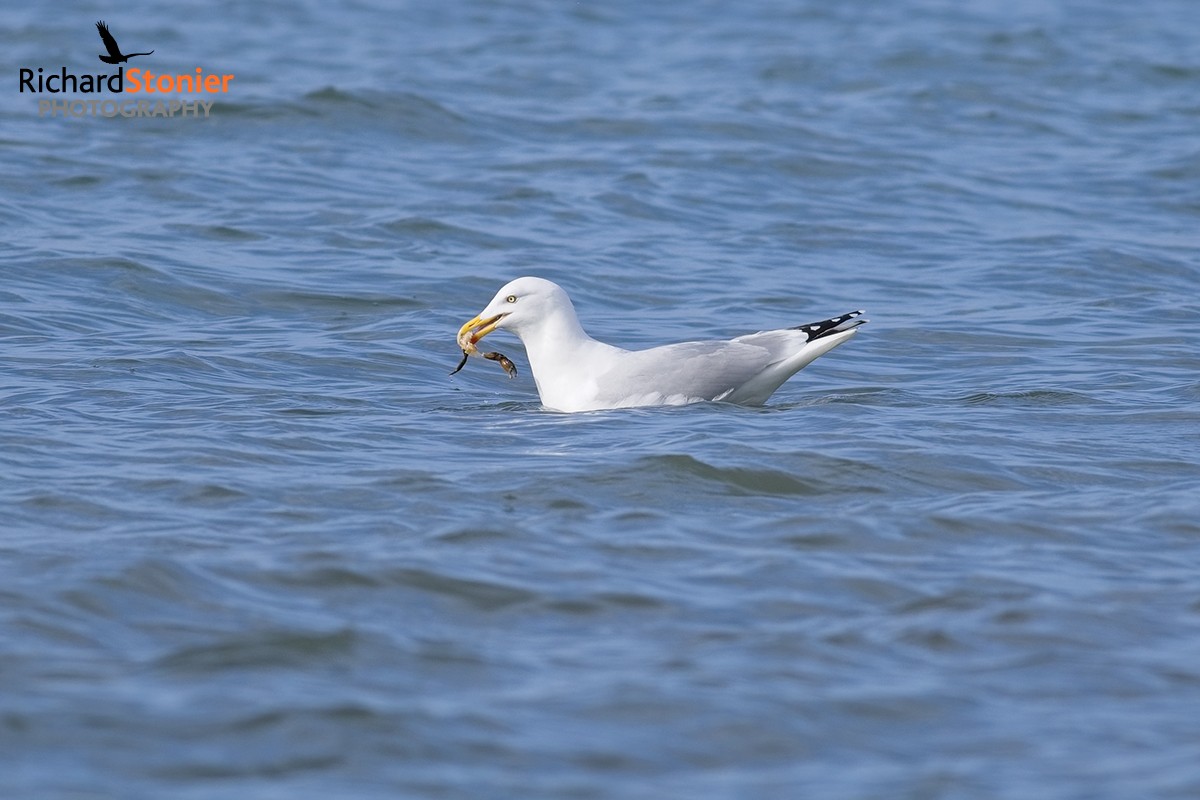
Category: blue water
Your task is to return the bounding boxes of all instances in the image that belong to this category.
[3,1,1200,798]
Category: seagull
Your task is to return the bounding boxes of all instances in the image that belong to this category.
[456,276,867,412]
[95,21,154,64]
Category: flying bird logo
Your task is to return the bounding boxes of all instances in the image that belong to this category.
[95,20,154,64]
[18,20,232,118]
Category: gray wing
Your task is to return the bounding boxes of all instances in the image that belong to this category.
[592,339,783,404]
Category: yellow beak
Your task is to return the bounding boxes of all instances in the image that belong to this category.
[457,313,506,350]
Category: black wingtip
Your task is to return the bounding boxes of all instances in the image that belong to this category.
[793,310,868,342]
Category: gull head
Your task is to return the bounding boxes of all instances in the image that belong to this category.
[458,276,575,347]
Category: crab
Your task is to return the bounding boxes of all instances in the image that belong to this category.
[450,325,517,379]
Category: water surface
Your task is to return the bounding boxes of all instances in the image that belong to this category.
[3,1,1199,798]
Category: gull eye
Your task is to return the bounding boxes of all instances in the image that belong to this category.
[505,295,517,303]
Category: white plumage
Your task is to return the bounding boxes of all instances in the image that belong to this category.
[456,277,866,413]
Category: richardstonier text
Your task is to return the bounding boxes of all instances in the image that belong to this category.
[19,66,235,94]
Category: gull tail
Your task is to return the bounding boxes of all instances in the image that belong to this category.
[722,311,867,405]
